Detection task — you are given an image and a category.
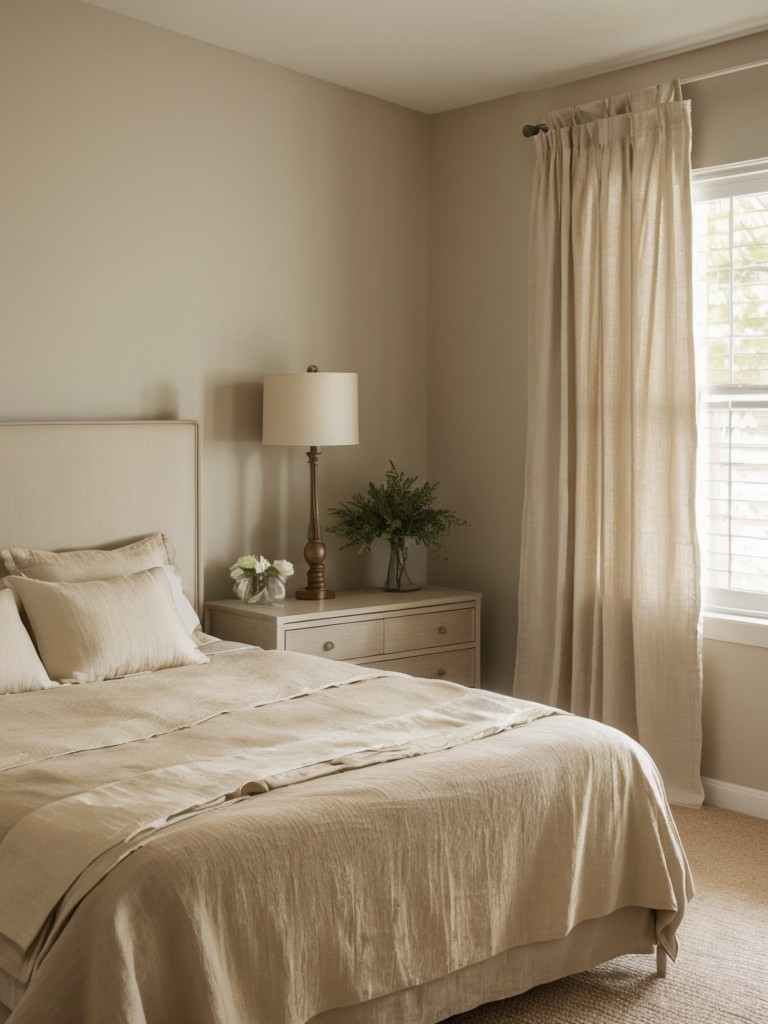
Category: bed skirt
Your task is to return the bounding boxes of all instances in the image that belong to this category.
[0,907,656,1024]
[310,906,658,1024]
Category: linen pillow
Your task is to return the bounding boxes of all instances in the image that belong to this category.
[1,533,176,581]
[1,534,203,639]
[9,568,209,685]
[0,588,55,693]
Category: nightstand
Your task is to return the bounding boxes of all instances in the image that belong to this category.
[204,586,481,687]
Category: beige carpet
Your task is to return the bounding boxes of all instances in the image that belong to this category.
[444,805,768,1024]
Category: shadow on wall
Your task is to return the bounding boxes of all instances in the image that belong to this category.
[205,378,262,444]
[204,376,262,554]
[203,377,298,583]
[140,384,180,421]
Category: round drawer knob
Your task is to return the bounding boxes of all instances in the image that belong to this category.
[437,668,447,677]
[438,626,447,635]
[323,641,335,652]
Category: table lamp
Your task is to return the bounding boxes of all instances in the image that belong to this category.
[262,366,359,599]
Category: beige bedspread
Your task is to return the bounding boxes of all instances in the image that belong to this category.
[0,649,692,1024]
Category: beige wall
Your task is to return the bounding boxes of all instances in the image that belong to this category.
[428,32,768,794]
[0,0,428,596]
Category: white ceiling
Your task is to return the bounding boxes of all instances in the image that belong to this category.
[82,0,768,114]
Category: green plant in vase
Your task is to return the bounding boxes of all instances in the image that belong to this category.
[327,463,468,591]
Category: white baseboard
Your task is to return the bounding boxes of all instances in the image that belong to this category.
[702,777,768,820]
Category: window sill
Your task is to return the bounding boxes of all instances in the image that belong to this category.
[702,612,768,650]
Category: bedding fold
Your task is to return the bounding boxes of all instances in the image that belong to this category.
[0,649,380,773]
[0,687,559,954]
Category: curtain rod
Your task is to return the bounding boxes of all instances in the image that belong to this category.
[682,56,768,85]
[521,56,768,137]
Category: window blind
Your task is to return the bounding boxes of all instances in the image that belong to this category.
[694,172,768,615]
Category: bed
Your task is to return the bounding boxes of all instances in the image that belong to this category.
[0,420,692,1024]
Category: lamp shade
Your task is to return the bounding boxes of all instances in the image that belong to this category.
[262,371,359,447]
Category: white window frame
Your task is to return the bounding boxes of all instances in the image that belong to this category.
[692,158,768,648]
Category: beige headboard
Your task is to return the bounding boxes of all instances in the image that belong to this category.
[0,421,201,613]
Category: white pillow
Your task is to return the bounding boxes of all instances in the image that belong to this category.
[161,567,202,636]
[1,534,202,639]
[0,588,55,693]
[9,568,209,685]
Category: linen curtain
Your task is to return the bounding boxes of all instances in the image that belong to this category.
[513,83,704,806]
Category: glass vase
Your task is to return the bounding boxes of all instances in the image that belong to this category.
[233,576,286,605]
[384,537,421,592]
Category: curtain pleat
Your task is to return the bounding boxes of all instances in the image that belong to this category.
[514,83,704,806]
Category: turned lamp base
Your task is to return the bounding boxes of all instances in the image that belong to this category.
[296,587,335,600]
[295,447,335,600]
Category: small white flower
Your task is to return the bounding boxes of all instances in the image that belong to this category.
[230,553,293,586]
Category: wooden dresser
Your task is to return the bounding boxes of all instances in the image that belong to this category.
[204,586,481,687]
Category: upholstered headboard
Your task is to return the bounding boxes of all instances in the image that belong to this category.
[0,421,201,613]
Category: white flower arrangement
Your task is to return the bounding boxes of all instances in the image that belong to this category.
[230,555,294,604]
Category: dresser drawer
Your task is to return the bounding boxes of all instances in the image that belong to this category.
[366,648,475,687]
[384,607,474,654]
[284,619,384,661]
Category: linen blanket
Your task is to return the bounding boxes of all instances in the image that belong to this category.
[0,649,692,1024]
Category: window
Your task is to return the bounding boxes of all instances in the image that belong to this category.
[693,159,768,627]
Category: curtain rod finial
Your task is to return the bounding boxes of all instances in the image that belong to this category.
[522,123,548,138]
